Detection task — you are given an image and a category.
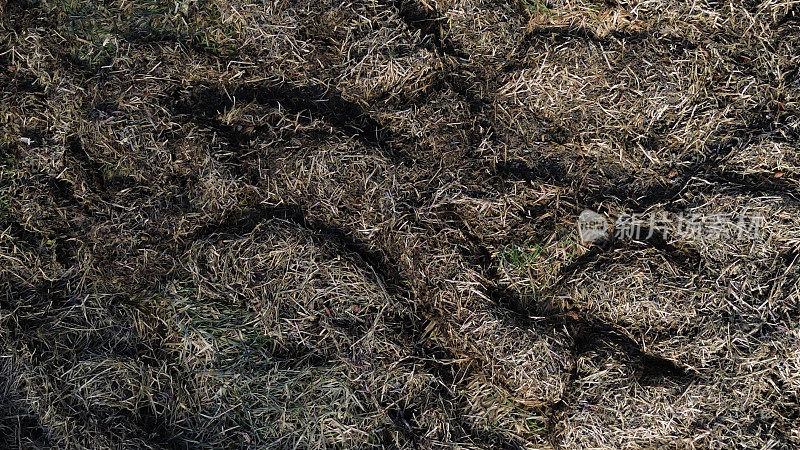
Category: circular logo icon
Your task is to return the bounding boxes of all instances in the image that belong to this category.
[578,209,609,244]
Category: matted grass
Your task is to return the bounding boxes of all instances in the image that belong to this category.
[2,0,799,448]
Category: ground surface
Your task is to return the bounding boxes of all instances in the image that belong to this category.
[1,0,800,448]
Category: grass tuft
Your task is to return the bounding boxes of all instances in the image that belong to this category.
[2,0,800,448]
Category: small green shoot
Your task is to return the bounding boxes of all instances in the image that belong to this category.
[520,0,552,16]
[499,238,543,270]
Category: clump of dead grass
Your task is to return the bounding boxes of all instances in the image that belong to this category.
[2,0,800,448]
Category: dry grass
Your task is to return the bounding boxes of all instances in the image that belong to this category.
[1,0,800,448]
